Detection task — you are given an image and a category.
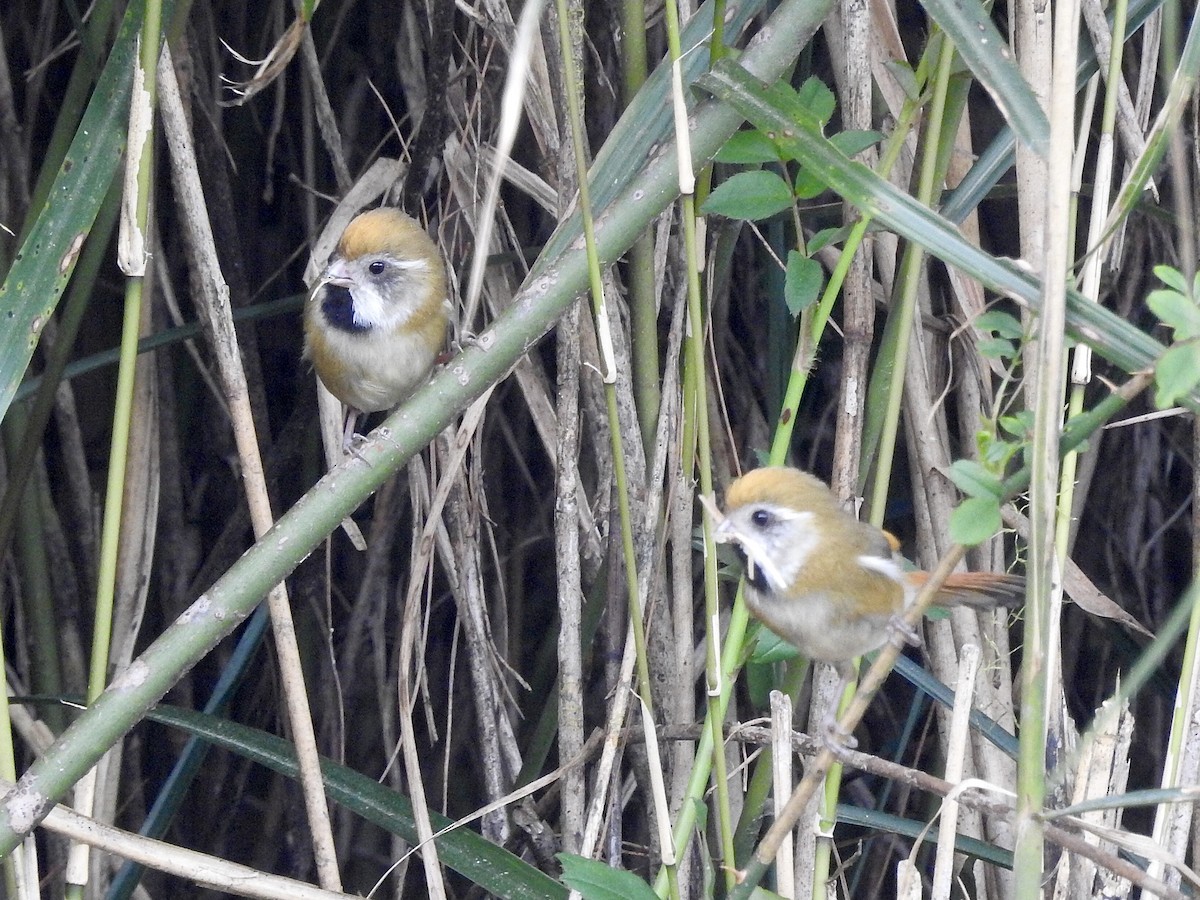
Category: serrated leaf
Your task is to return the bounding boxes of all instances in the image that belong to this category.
[950,496,1003,546]
[1153,264,1189,295]
[974,309,1024,339]
[797,76,836,124]
[1154,343,1200,408]
[716,129,783,164]
[558,855,658,900]
[702,170,794,220]
[946,459,1004,499]
[785,251,823,315]
[1148,289,1200,339]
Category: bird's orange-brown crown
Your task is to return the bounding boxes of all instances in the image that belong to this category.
[724,467,839,516]
[336,207,441,270]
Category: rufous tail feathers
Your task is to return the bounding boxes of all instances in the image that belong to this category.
[905,571,1025,609]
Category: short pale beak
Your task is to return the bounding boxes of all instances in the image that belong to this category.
[697,493,730,538]
[320,258,354,287]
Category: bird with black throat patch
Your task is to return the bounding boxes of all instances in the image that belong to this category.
[304,207,449,450]
[708,466,1024,740]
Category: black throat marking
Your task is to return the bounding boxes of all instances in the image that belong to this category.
[733,545,772,595]
[321,285,370,334]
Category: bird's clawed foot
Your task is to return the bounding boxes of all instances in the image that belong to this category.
[886,615,921,650]
[820,712,859,760]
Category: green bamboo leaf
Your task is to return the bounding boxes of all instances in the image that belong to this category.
[919,0,1048,156]
[0,1,161,425]
[941,0,1163,226]
[1104,11,1200,238]
[794,130,884,197]
[884,59,922,101]
[149,706,568,900]
[559,854,658,900]
[835,802,1013,867]
[695,60,1176,397]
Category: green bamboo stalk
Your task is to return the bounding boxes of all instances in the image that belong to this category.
[1012,0,1081,887]
[620,0,660,459]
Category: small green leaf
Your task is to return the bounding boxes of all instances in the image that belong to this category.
[974,309,1024,339]
[1148,289,1200,339]
[744,655,776,706]
[794,132,879,199]
[946,459,1004,499]
[702,170,794,220]
[797,76,836,125]
[998,411,1034,438]
[751,627,801,664]
[830,129,884,157]
[785,251,823,315]
[716,130,783,164]
[950,496,1003,546]
[1153,264,1189,295]
[977,337,1015,360]
[793,166,827,200]
[808,224,848,253]
[558,855,658,900]
[978,432,1019,469]
[884,59,921,100]
[1154,343,1200,408]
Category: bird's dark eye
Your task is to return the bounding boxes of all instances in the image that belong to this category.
[368,260,386,275]
[750,508,773,528]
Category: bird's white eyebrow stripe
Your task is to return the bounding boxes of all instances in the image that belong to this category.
[758,504,806,521]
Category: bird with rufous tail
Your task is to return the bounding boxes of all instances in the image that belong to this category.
[709,466,1023,742]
